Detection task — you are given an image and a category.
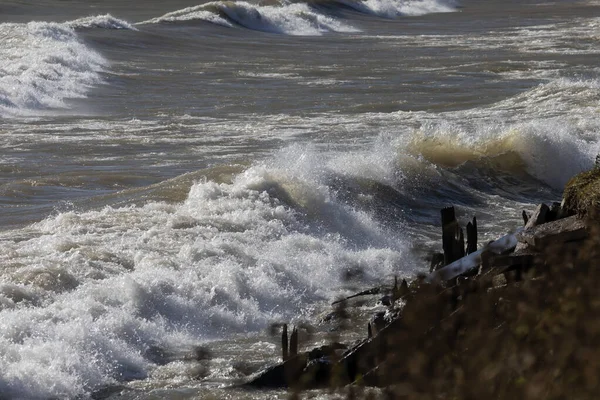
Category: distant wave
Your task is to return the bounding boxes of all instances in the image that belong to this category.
[67,14,137,30]
[139,0,457,35]
[315,0,458,18]
[138,0,457,35]
[0,21,107,117]
[139,1,359,35]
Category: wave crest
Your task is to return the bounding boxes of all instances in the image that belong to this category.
[140,1,358,35]
[67,14,137,30]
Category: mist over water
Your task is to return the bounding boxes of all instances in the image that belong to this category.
[1,0,600,397]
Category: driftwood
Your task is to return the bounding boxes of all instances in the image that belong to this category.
[429,228,522,282]
[331,276,409,306]
[331,287,381,305]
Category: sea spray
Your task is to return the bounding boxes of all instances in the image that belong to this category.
[0,150,408,398]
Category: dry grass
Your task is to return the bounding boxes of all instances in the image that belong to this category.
[562,168,600,218]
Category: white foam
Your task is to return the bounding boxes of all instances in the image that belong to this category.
[0,21,107,117]
[0,148,409,397]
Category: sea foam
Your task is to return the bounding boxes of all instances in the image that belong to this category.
[0,148,408,398]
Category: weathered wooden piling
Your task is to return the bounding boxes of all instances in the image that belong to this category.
[466,216,477,254]
[282,324,289,362]
[430,252,445,273]
[441,206,459,265]
[290,327,298,358]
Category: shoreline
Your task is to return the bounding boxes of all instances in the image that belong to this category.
[238,166,600,398]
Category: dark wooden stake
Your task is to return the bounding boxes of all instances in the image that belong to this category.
[441,206,459,265]
[367,323,373,339]
[455,224,465,259]
[429,252,445,273]
[466,216,477,255]
[282,324,289,362]
[290,327,298,358]
[400,279,409,297]
[522,210,529,226]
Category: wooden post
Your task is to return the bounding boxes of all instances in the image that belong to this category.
[400,279,409,297]
[455,225,465,259]
[442,206,459,265]
[367,323,373,339]
[290,327,298,358]
[282,324,289,362]
[522,210,529,226]
[466,216,477,254]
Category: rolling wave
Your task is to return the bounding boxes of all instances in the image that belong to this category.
[140,1,358,35]
[67,14,136,30]
[319,0,458,18]
[0,148,408,398]
[139,0,457,34]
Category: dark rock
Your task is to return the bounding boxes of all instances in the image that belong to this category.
[517,215,587,250]
[524,203,549,230]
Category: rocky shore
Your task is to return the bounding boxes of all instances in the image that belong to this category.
[239,165,600,399]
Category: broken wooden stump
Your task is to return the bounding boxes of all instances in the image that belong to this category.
[429,252,444,273]
[243,324,349,389]
[282,324,289,362]
[442,206,463,265]
[466,216,477,255]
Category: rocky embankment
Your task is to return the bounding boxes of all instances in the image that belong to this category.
[240,166,600,399]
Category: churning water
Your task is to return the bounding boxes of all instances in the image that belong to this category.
[1,0,600,397]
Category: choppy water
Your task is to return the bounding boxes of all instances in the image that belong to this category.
[1,0,600,398]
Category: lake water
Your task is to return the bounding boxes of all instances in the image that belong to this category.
[1,0,599,397]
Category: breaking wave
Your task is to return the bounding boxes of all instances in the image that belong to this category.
[67,14,137,30]
[0,147,409,398]
[140,1,358,35]
[0,21,107,117]
[326,0,458,18]
[140,0,458,34]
